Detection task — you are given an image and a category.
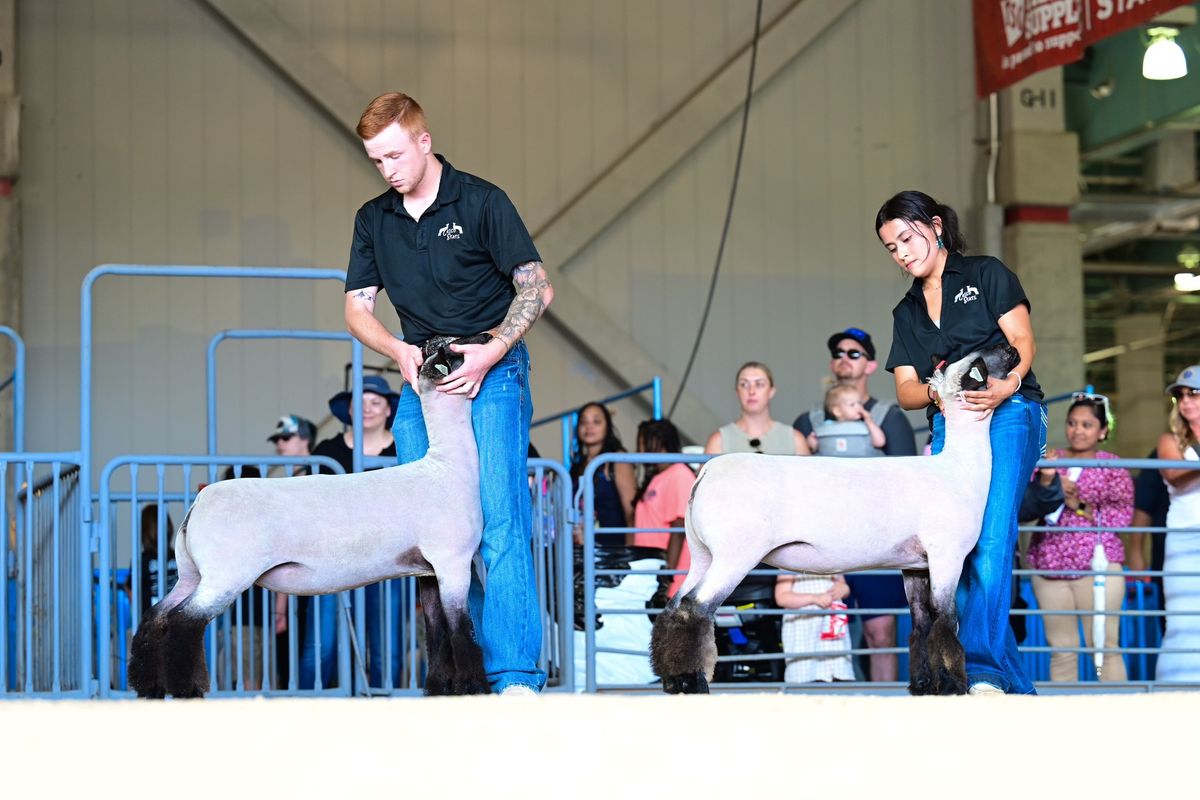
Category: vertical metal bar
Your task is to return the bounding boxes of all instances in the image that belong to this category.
[313,593,325,691]
[561,416,572,468]
[155,466,166,607]
[0,460,7,694]
[287,594,298,693]
[21,461,32,692]
[206,333,224,456]
[383,579,393,691]
[352,587,365,694]
[652,376,662,421]
[351,341,363,474]
[583,460,597,693]
[51,468,61,693]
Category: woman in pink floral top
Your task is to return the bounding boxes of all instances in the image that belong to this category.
[1026,394,1132,682]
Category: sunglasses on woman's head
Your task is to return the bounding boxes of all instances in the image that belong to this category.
[1071,391,1111,419]
[832,349,867,361]
[1173,387,1200,400]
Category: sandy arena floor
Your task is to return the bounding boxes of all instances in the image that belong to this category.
[5,692,1199,797]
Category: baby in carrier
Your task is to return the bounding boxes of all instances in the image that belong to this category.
[806,384,887,457]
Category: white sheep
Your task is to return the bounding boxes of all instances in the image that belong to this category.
[650,343,1020,695]
[128,334,493,697]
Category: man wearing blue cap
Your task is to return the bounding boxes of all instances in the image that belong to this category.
[794,327,916,684]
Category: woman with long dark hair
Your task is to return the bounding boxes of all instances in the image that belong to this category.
[877,190,1046,694]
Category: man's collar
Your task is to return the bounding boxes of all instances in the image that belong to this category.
[388,154,461,214]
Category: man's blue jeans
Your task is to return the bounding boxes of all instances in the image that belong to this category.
[299,594,337,689]
[298,587,404,690]
[931,395,1047,694]
[391,340,545,692]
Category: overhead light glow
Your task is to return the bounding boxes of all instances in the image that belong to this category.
[1143,28,1188,80]
[1174,272,1200,292]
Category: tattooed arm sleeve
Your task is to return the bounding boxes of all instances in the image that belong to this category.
[492,261,553,350]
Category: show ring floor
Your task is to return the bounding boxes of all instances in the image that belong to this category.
[5,692,1199,798]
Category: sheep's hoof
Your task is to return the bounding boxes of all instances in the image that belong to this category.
[934,668,968,696]
[424,674,453,696]
[662,671,709,694]
[451,675,491,696]
[170,687,206,699]
[138,686,167,700]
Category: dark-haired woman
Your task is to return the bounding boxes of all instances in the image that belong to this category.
[568,402,656,684]
[1027,394,1131,682]
[878,190,1046,695]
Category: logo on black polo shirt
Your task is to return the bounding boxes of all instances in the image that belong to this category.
[954,284,980,305]
[438,222,463,241]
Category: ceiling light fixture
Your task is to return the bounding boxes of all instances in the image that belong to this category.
[1174,272,1200,292]
[1143,27,1188,80]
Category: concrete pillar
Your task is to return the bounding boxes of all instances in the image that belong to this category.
[0,0,17,454]
[1114,313,1168,459]
[996,69,1083,449]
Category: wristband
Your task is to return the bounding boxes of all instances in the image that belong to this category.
[1007,370,1022,392]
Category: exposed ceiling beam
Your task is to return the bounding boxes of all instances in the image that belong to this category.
[196,0,369,144]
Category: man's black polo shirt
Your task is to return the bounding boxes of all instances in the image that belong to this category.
[346,155,541,345]
[885,252,1043,421]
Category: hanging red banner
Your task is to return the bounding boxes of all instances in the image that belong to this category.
[974,0,1192,98]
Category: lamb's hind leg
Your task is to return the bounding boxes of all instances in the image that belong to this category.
[901,569,936,696]
[927,559,969,696]
[129,531,200,698]
[163,586,235,698]
[651,551,759,694]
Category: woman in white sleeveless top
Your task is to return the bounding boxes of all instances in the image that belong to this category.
[1156,365,1200,682]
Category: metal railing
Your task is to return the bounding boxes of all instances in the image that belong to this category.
[0,326,25,453]
[531,377,662,466]
[577,451,1200,693]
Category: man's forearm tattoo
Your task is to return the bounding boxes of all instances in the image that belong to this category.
[495,261,550,349]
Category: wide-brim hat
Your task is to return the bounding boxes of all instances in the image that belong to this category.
[826,327,876,360]
[329,374,401,426]
[1166,365,1200,395]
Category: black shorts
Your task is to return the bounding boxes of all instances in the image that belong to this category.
[845,573,907,622]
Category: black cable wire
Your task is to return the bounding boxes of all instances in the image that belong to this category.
[668,0,765,418]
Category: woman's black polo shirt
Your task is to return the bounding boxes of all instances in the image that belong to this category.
[885,252,1043,421]
[346,155,541,346]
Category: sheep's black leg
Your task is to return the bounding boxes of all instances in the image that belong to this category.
[418,576,454,696]
[163,602,214,698]
[650,595,716,694]
[129,609,169,698]
[446,608,489,695]
[902,570,936,696]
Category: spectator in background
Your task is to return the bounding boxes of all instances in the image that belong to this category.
[309,375,402,691]
[705,361,808,683]
[776,570,852,683]
[569,402,636,540]
[266,413,317,687]
[135,504,176,617]
[1013,462,1064,645]
[806,383,887,455]
[632,418,693,605]
[568,403,654,685]
[795,328,915,684]
[1156,366,1200,682]
[1026,394,1131,682]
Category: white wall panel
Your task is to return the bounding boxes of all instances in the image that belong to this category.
[18,0,981,479]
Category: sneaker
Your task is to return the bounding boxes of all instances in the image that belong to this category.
[499,684,538,697]
[968,682,1004,695]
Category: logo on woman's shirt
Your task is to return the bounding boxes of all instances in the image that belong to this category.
[954,284,980,305]
[438,222,463,240]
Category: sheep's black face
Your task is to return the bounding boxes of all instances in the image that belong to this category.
[418,333,494,385]
[934,343,1022,398]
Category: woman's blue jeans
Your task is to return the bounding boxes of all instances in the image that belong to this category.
[391,340,545,692]
[931,395,1047,694]
[298,587,404,690]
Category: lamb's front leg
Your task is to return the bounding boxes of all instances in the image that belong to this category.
[902,569,936,696]
[418,576,454,696]
[926,563,968,696]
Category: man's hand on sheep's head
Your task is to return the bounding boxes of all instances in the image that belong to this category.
[394,341,425,387]
[438,333,501,399]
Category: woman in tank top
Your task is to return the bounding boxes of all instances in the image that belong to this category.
[1156,365,1200,682]
[704,361,810,456]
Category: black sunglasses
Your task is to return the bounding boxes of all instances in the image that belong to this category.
[831,348,867,361]
[1173,387,1200,399]
[274,433,296,442]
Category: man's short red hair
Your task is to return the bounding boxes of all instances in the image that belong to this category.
[356,92,428,141]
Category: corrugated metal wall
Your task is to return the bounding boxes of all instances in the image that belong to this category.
[18,0,979,470]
